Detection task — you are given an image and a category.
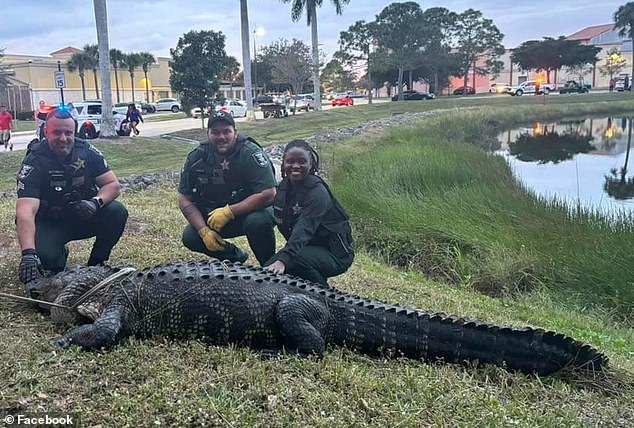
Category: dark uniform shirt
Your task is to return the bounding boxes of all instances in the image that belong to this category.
[16,139,109,219]
[273,174,353,266]
[178,134,276,212]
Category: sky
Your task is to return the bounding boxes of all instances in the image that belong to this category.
[0,0,627,63]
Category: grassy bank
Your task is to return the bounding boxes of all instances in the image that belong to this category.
[0,185,632,426]
[0,97,633,425]
[331,105,634,323]
[173,92,634,145]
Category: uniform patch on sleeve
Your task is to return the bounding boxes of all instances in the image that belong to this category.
[252,152,270,167]
[18,165,34,180]
[89,145,104,156]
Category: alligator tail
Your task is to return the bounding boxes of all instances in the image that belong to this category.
[329,301,608,376]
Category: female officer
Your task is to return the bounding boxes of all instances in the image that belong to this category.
[265,139,354,284]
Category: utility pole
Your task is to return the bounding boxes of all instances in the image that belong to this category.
[239,0,254,120]
[93,0,115,137]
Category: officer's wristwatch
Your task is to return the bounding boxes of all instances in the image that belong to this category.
[91,197,105,209]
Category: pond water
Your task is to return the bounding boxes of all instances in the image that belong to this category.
[497,116,634,216]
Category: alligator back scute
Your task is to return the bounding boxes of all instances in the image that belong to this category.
[42,260,608,376]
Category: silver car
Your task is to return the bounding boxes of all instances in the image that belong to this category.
[153,98,182,113]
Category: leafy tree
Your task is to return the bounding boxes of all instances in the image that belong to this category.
[372,2,426,100]
[122,52,142,103]
[336,20,374,102]
[138,52,156,103]
[614,2,634,80]
[599,47,628,81]
[419,7,459,94]
[280,0,350,111]
[260,38,312,96]
[454,9,505,91]
[0,48,8,93]
[320,58,355,93]
[170,30,235,126]
[93,0,115,137]
[67,51,93,101]
[109,48,125,103]
[83,44,100,99]
[512,37,599,83]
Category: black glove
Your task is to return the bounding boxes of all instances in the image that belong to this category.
[19,249,43,285]
[73,198,100,220]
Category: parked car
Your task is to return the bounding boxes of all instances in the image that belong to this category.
[507,80,555,96]
[288,95,315,112]
[331,94,354,106]
[453,86,476,95]
[558,80,591,94]
[190,106,213,118]
[139,101,156,113]
[214,99,248,117]
[615,75,631,92]
[253,95,275,105]
[152,98,182,112]
[391,90,436,101]
[489,83,510,94]
[73,101,129,139]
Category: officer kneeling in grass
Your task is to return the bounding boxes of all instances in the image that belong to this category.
[178,111,276,265]
[15,107,128,296]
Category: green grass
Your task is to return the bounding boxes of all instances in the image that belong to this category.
[0,95,633,426]
[331,106,634,323]
[173,92,634,145]
[13,120,36,133]
[144,112,187,122]
[0,186,632,426]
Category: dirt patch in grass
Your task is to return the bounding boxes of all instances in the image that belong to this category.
[0,231,18,258]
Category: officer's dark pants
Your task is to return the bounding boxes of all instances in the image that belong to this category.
[35,201,128,272]
[182,207,276,265]
[265,245,354,285]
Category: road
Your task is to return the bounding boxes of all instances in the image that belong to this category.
[3,98,390,152]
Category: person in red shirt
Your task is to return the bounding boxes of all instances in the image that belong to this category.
[0,105,14,151]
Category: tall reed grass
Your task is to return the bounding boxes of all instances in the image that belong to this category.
[333,108,634,322]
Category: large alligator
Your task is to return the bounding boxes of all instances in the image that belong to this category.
[32,260,607,376]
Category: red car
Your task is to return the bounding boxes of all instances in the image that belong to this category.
[331,95,354,107]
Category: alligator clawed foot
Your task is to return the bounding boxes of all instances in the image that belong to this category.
[56,336,72,349]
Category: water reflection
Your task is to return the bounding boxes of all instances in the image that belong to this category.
[498,116,634,215]
[604,117,634,200]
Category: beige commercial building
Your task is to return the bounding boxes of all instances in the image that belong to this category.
[492,24,633,89]
[1,46,175,111]
[1,46,253,113]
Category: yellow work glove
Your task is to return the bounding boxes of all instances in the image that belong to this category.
[207,204,235,232]
[198,226,226,252]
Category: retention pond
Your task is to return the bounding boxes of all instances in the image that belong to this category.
[497,116,634,216]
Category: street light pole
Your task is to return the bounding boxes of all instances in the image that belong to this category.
[253,30,258,98]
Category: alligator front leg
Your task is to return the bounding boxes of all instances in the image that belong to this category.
[275,294,330,356]
[57,306,125,350]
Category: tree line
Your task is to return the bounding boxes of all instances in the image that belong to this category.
[67,45,156,103]
[170,1,634,111]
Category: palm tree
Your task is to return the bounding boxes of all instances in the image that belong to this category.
[110,48,125,103]
[122,53,142,102]
[83,44,100,99]
[93,0,115,137]
[614,2,634,83]
[280,0,350,112]
[138,52,156,103]
[67,51,92,101]
[240,0,255,117]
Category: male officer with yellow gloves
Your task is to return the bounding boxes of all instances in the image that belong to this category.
[177,111,276,265]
